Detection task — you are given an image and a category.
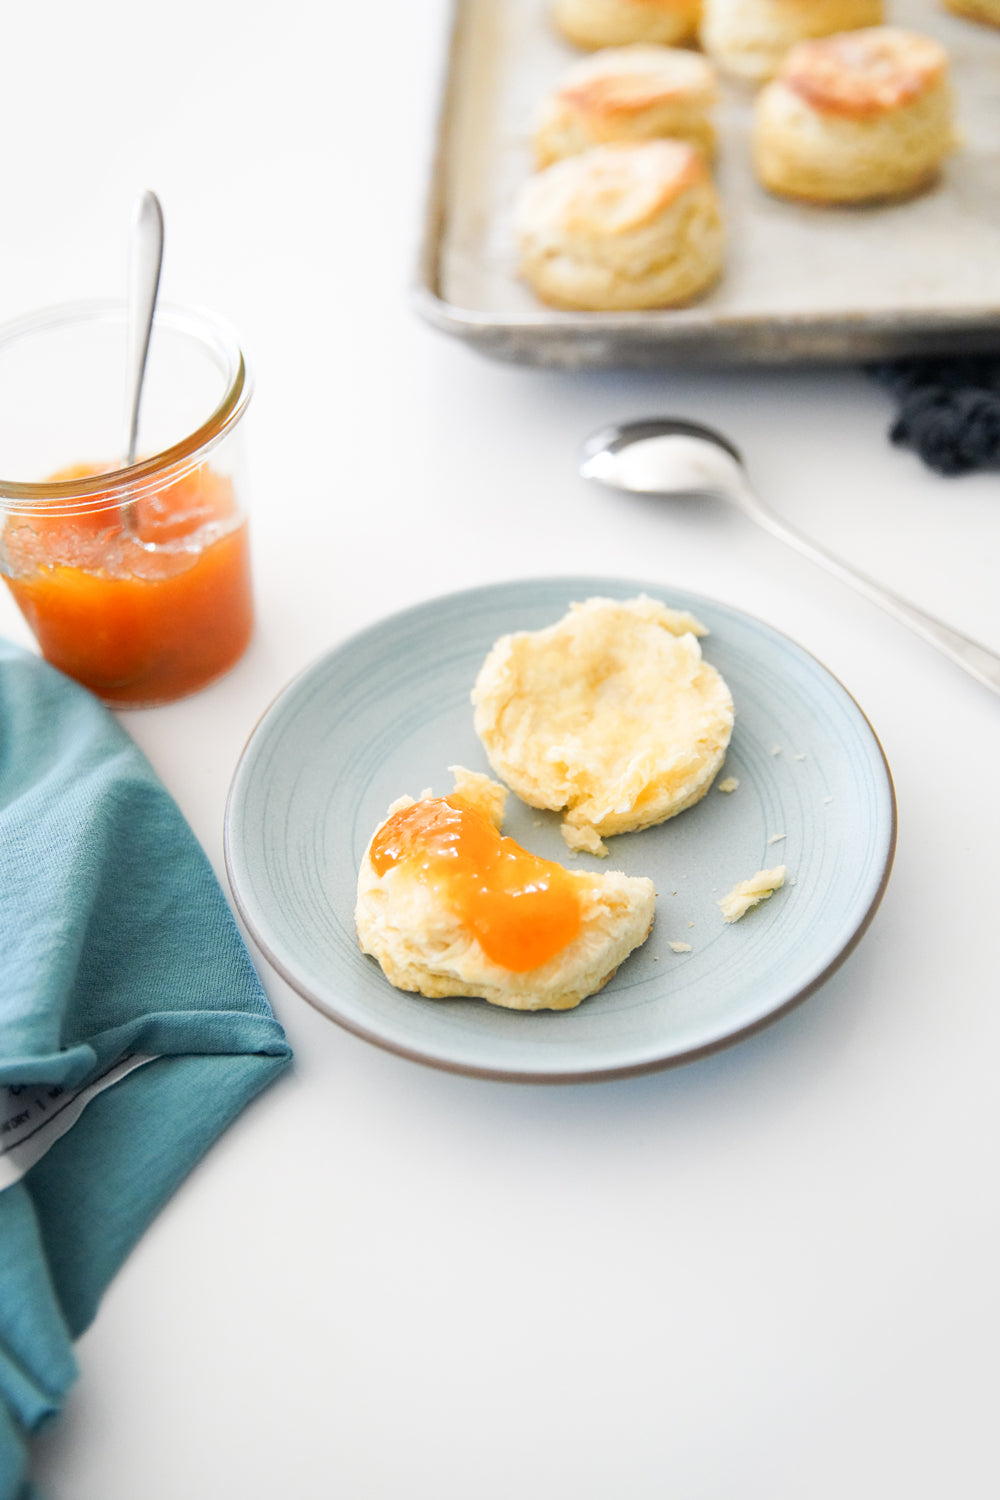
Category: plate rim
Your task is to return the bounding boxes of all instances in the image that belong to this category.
[224,575,898,1083]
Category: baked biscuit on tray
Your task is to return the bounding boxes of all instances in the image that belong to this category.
[752,26,955,203]
[534,44,720,167]
[700,0,884,83]
[942,0,1000,26]
[552,0,702,50]
[514,138,724,310]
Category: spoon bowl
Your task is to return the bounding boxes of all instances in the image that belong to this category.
[580,417,745,498]
[581,416,1000,697]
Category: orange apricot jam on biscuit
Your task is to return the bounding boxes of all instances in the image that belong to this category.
[370,795,582,972]
[1,463,253,705]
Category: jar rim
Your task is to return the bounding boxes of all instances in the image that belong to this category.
[0,298,252,512]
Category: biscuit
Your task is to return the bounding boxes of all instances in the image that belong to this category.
[355,767,656,1011]
[553,0,702,49]
[941,0,1000,26]
[700,0,884,83]
[514,139,724,310]
[471,595,734,855]
[752,27,955,203]
[534,45,720,167]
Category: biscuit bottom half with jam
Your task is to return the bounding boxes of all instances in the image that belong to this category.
[354,768,655,1011]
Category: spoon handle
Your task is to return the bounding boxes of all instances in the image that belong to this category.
[123,190,164,466]
[738,481,1000,697]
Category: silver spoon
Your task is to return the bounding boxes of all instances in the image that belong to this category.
[123,189,164,466]
[580,417,1000,698]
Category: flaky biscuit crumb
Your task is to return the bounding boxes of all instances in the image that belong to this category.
[718,865,787,922]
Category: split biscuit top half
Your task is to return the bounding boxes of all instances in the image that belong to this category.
[472,595,734,856]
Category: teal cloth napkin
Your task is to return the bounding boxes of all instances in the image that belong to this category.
[0,639,292,1500]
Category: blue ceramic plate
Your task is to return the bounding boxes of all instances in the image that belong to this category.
[224,577,896,1082]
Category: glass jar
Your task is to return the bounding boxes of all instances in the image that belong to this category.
[0,300,254,706]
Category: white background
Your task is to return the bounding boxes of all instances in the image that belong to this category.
[2,2,999,1496]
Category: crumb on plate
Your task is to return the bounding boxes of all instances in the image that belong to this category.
[718,865,786,923]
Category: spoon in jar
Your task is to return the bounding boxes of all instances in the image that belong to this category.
[123,189,164,467]
[580,417,1000,697]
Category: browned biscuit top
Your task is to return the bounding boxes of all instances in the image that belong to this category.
[558,47,717,116]
[770,0,882,8]
[536,140,709,237]
[780,26,948,117]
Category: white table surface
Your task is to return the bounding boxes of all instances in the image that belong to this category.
[4,3,1000,1497]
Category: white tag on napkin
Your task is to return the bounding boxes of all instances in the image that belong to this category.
[0,1054,157,1191]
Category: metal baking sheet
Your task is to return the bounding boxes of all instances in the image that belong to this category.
[413,0,1000,367]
